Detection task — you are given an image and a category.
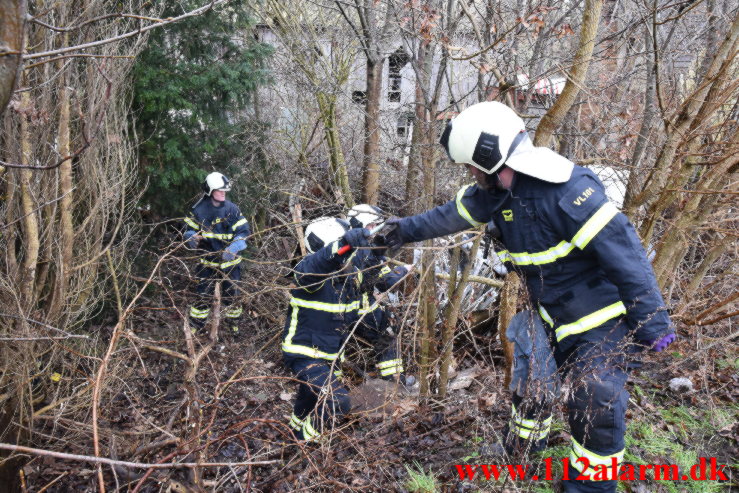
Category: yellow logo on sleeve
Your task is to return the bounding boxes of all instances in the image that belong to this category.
[502,209,514,222]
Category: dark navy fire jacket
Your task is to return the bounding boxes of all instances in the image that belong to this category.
[184,197,250,253]
[396,165,673,349]
[282,243,392,361]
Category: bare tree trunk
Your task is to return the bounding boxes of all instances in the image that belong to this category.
[683,236,733,301]
[534,0,604,146]
[439,235,481,398]
[317,93,354,207]
[417,76,439,397]
[3,180,17,277]
[336,0,396,205]
[49,32,73,323]
[438,245,461,399]
[651,142,738,290]
[289,179,307,256]
[626,14,739,236]
[0,394,24,492]
[19,90,40,308]
[361,57,382,204]
[404,41,434,215]
[418,247,437,398]
[403,44,427,215]
[0,0,25,119]
[458,0,515,108]
[623,26,657,213]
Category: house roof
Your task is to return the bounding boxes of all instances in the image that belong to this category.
[517,73,566,95]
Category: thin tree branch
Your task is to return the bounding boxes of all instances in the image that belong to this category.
[0,189,74,230]
[23,0,229,60]
[24,54,134,71]
[0,443,278,469]
[29,13,171,33]
[694,309,739,326]
[0,312,89,339]
[448,21,521,61]
[334,1,369,54]
[689,292,739,324]
[656,0,707,25]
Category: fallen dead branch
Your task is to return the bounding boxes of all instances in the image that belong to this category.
[688,292,739,326]
[0,443,278,469]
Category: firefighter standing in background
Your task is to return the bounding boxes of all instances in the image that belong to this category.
[383,102,676,493]
[183,172,250,335]
[347,204,415,386]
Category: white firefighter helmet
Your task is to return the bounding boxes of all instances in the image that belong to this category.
[440,101,573,183]
[304,217,350,253]
[203,172,232,196]
[347,204,383,229]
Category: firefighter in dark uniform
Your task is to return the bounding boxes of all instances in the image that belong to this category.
[282,216,412,442]
[383,102,676,492]
[183,172,251,335]
[348,204,415,385]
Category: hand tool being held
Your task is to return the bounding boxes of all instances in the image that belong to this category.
[337,222,387,255]
[369,221,399,256]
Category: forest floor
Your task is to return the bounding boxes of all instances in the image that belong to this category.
[23,260,738,493]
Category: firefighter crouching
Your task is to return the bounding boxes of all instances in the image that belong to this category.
[382,102,676,493]
[183,172,250,335]
[282,216,411,442]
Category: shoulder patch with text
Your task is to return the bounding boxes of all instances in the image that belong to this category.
[558,176,608,223]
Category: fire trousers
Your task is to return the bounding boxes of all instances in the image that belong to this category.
[283,356,351,442]
[504,312,629,493]
[188,260,242,332]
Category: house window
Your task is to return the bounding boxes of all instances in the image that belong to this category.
[388,48,409,103]
[388,74,402,102]
[397,113,414,138]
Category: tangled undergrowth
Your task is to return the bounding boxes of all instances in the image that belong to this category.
[18,248,736,492]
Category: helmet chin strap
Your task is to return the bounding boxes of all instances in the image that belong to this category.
[492,166,517,190]
[493,169,506,190]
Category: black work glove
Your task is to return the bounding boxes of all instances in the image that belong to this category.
[381,217,405,253]
[343,227,370,249]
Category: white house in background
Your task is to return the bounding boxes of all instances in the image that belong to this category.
[254,23,568,175]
